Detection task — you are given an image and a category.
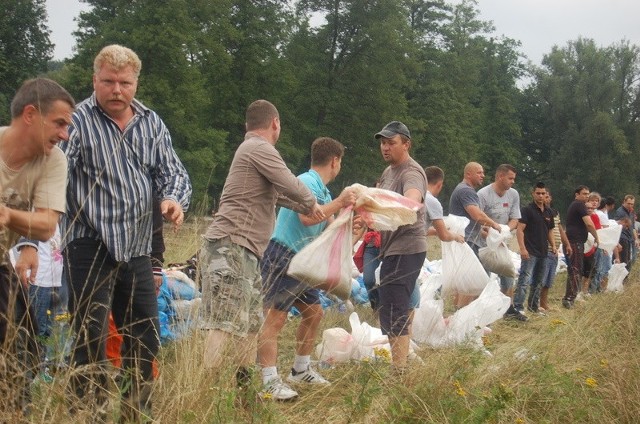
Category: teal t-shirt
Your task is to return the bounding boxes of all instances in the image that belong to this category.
[271,170,332,252]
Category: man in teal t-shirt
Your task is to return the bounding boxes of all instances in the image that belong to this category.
[257,137,355,401]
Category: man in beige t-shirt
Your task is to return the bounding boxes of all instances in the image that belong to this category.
[0,78,72,413]
[200,100,323,390]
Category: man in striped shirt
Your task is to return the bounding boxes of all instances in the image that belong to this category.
[60,45,191,421]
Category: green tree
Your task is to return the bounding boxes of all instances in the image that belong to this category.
[526,38,640,212]
[0,0,53,123]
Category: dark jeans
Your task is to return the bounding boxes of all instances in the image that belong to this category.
[362,245,380,310]
[563,241,584,302]
[0,263,39,411]
[65,238,159,418]
[378,251,426,337]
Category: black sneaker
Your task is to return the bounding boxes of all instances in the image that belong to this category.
[504,306,529,322]
[562,299,573,309]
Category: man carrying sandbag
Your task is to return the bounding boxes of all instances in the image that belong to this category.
[258,137,356,400]
[475,164,524,320]
[200,100,324,393]
[375,121,427,372]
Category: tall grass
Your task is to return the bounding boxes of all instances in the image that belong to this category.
[9,226,640,423]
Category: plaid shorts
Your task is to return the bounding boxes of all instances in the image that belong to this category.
[199,238,263,337]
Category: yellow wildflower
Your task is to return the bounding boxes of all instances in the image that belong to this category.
[585,377,597,388]
[600,359,609,368]
[453,380,466,397]
[576,368,584,373]
[515,418,525,424]
[550,319,566,327]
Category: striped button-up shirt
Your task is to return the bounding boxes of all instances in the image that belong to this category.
[60,94,191,262]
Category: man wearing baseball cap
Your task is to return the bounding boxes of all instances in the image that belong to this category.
[374,121,427,371]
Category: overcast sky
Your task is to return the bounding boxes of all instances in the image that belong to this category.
[47,0,640,65]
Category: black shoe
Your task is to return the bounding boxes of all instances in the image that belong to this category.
[504,306,529,322]
[562,299,573,309]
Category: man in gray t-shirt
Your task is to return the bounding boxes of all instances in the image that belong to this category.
[474,164,521,249]
[424,166,464,244]
[449,162,501,244]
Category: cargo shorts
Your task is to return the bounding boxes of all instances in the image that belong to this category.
[199,237,263,337]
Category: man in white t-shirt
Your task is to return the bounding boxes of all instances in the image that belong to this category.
[475,164,524,320]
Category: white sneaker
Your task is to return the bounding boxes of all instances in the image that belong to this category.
[259,377,299,401]
[286,367,330,385]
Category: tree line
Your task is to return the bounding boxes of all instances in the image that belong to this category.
[2,0,639,215]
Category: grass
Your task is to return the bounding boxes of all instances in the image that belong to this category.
[8,225,640,423]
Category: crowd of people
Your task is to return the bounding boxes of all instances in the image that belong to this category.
[0,42,637,420]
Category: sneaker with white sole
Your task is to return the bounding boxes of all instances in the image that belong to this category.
[259,377,299,401]
[286,367,330,385]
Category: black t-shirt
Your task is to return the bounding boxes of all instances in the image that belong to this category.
[519,202,555,257]
[565,200,589,243]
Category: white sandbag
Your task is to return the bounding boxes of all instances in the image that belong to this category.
[288,208,353,300]
[585,224,623,256]
[442,277,511,347]
[315,327,354,363]
[478,245,518,278]
[349,312,390,360]
[485,224,512,250]
[441,215,490,296]
[412,274,447,346]
[350,183,422,231]
[606,263,628,292]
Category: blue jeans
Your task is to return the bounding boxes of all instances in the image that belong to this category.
[542,252,559,289]
[590,248,611,293]
[513,255,548,312]
[362,245,380,310]
[28,285,56,339]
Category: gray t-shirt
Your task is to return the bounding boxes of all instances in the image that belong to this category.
[449,182,479,241]
[424,191,444,230]
[379,157,428,257]
[474,185,521,247]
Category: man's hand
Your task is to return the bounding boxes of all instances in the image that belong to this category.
[153,274,163,295]
[454,234,465,244]
[15,246,38,288]
[520,248,530,261]
[337,187,358,209]
[161,199,184,231]
[564,244,573,257]
[308,203,326,222]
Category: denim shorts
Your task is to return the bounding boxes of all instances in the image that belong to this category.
[261,241,320,311]
[199,238,263,337]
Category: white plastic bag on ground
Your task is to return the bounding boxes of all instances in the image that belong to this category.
[442,277,511,347]
[288,208,354,300]
[349,312,390,360]
[315,327,354,363]
[412,273,447,346]
[441,215,490,296]
[606,263,628,292]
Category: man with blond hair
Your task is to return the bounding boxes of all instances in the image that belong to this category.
[61,44,192,420]
[0,78,74,413]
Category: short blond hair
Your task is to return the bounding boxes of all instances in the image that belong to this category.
[94,45,142,78]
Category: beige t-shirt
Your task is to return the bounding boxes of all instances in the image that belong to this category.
[204,133,316,258]
[379,156,428,257]
[0,127,68,258]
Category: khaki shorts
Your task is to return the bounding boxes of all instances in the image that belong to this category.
[199,238,263,337]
